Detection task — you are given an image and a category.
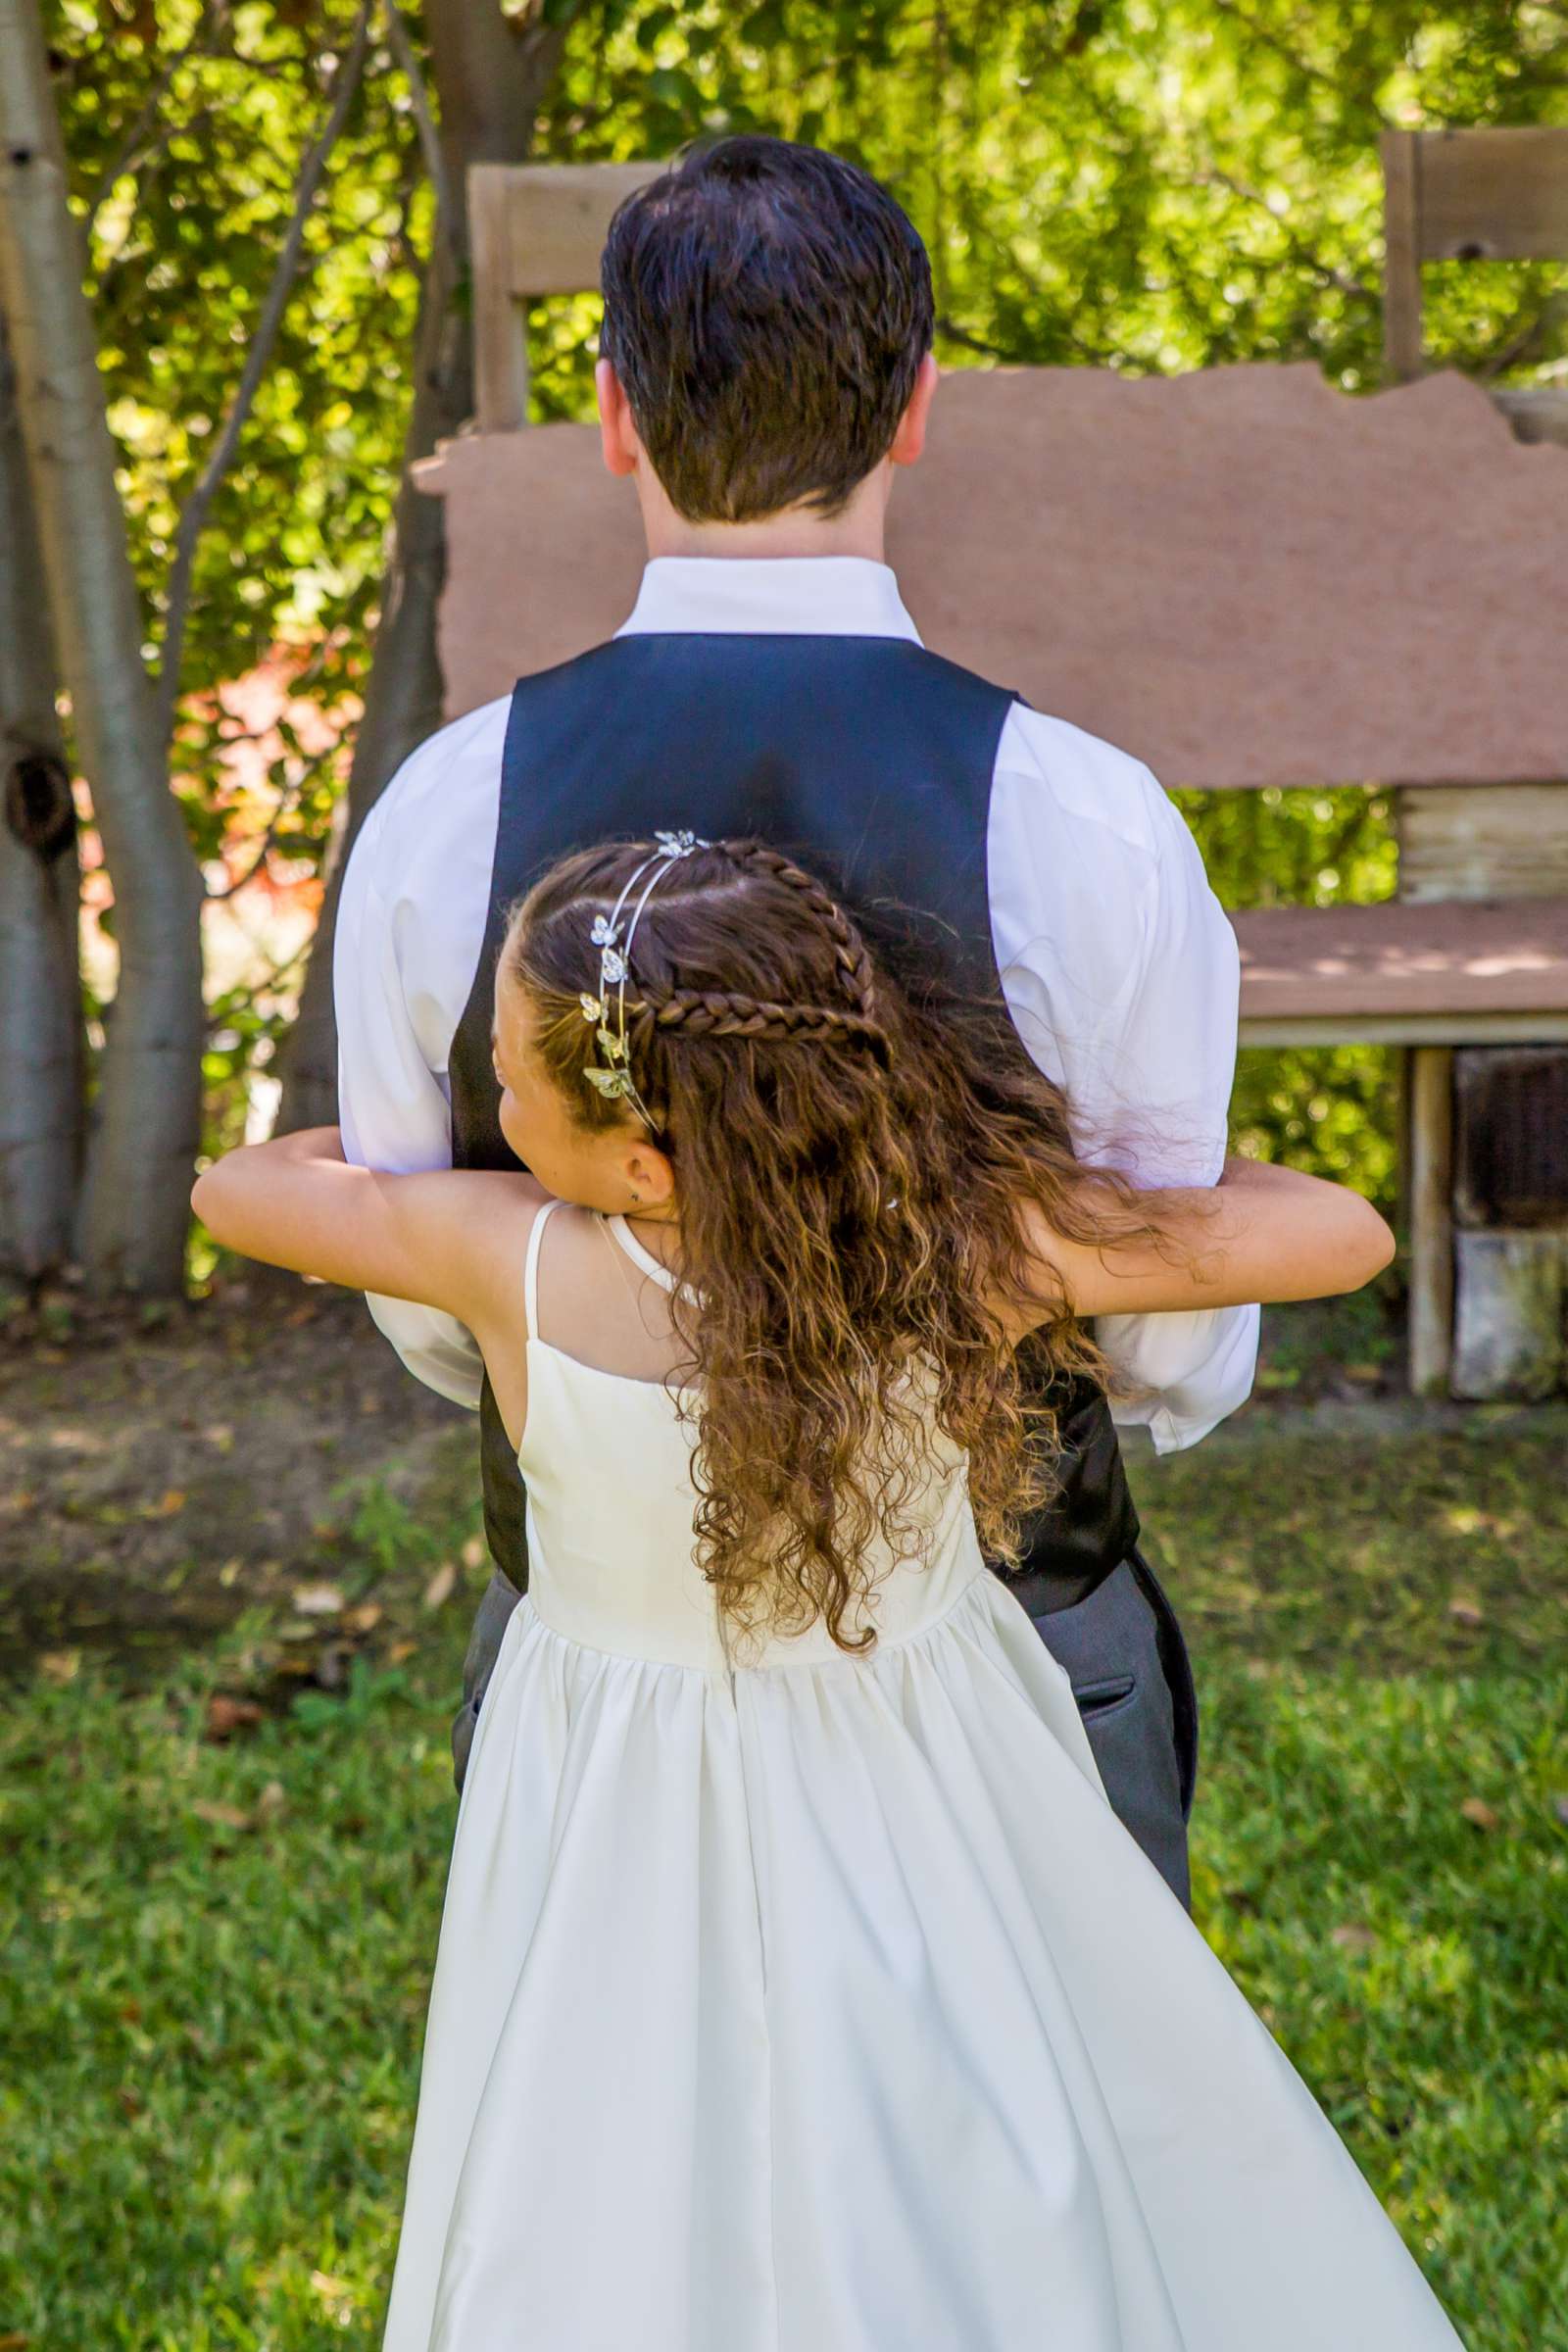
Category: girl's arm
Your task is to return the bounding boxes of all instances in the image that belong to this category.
[191,1126,547,1335]
[1008,1155,1395,1333]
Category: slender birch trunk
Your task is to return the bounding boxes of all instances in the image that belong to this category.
[0,310,82,1278]
[276,0,566,1131]
[0,0,204,1290]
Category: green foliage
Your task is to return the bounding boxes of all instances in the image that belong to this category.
[38,0,1568,1185]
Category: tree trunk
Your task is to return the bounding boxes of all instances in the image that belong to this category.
[0,308,82,1279]
[276,0,567,1132]
[0,0,204,1291]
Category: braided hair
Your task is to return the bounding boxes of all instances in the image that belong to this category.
[505,836,1171,1657]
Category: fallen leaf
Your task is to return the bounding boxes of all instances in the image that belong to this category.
[461,1535,486,1572]
[284,1301,317,1326]
[1446,1593,1485,1628]
[218,1557,244,1588]
[360,1392,383,1415]
[205,1693,263,1740]
[204,1423,234,1452]
[255,1779,287,1820]
[192,1798,254,1831]
[117,2085,144,2118]
[423,1559,458,1610]
[342,1600,383,1634]
[293,1582,345,1616]
[118,1999,143,2024]
[1330,1923,1377,1956]
[1460,1796,1499,1833]
[387,1638,417,1662]
[1551,1792,1568,1829]
[151,1488,186,1517]
[37,1649,80,1685]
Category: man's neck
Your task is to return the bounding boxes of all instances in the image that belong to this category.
[636,471,890,565]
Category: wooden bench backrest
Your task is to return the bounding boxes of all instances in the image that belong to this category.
[469,161,663,432]
[1382,125,1568,412]
[441,156,1568,792]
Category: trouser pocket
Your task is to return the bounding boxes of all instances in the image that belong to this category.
[1027,1558,1192,1911]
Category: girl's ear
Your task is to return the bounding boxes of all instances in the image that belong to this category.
[622,1137,676,1208]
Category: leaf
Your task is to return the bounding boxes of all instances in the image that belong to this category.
[191,1798,254,1831]
[1446,1592,1485,1627]
[461,1535,486,1571]
[1329,1923,1376,1955]
[341,1600,383,1633]
[37,1650,81,1685]
[1459,1796,1499,1833]
[422,1559,458,1610]
[150,1487,187,1517]
[205,1692,264,1739]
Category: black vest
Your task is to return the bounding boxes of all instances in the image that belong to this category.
[448,634,1140,1611]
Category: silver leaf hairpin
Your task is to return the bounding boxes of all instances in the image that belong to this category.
[581,830,712,1129]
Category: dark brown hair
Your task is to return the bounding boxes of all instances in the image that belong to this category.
[599,134,934,523]
[506,840,1174,1658]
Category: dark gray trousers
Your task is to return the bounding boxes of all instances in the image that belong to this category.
[452,1548,1198,1910]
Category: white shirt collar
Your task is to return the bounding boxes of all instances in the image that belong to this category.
[613,555,923,643]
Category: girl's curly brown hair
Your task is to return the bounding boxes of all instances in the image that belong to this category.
[506,838,1178,1658]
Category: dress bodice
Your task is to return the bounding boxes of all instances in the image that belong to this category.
[515,1200,986,1672]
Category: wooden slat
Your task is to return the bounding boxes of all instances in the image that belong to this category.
[1408,1046,1455,1396]
[470,164,529,433]
[1234,900,1568,1027]
[1397,784,1568,906]
[498,161,665,296]
[1240,1009,1568,1048]
[1381,130,1425,383]
[1415,124,1568,262]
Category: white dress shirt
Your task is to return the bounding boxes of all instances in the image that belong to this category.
[334,556,1258,1451]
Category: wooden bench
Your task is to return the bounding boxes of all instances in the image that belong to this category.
[438,151,1568,1398]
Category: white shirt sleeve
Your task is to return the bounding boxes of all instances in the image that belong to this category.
[331,697,512,1409]
[987,708,1259,1452]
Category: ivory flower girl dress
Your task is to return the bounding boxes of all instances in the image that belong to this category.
[381,1199,1464,2352]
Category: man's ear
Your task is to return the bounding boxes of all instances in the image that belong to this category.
[596,358,641,479]
[889,351,939,469]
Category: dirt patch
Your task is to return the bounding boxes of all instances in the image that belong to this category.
[0,1272,473,1687]
[0,1272,1418,1688]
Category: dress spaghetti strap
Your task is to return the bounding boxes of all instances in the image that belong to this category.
[523,1197,564,1340]
[604,1212,706,1308]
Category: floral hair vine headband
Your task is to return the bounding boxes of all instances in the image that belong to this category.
[579,830,711,1128]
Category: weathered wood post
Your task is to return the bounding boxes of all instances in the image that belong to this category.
[1382,126,1568,1397]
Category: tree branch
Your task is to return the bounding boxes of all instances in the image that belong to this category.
[1194,164,1379,305]
[156,3,372,737]
[382,0,459,273]
[86,0,219,223]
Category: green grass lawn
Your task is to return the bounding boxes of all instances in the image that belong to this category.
[4,1412,1565,2350]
